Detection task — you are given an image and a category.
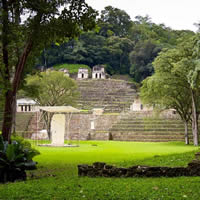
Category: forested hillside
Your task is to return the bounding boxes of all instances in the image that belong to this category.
[36,6,195,83]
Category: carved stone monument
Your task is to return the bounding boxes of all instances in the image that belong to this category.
[40,106,80,147]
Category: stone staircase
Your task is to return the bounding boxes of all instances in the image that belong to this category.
[77,79,137,113]
[109,111,193,142]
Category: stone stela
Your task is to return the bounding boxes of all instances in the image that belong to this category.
[39,106,80,147]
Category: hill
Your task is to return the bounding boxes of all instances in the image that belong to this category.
[53,63,91,74]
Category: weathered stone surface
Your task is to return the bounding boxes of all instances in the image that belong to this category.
[187,160,200,176]
[78,161,200,178]
[93,162,106,169]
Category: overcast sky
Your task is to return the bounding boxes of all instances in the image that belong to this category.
[86,0,200,32]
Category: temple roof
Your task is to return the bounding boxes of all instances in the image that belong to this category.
[40,106,80,113]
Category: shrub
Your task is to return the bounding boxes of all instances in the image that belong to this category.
[0,136,40,183]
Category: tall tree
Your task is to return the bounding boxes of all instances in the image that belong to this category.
[140,73,192,145]
[19,71,79,139]
[129,40,161,82]
[106,36,134,74]
[0,0,97,142]
[98,6,132,37]
[140,34,200,146]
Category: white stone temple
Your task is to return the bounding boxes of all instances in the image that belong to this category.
[77,68,89,79]
[17,98,38,112]
[92,65,105,79]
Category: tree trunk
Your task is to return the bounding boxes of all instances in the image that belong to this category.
[191,90,199,146]
[2,91,14,142]
[43,112,53,140]
[2,41,33,142]
[12,95,17,135]
[184,121,189,145]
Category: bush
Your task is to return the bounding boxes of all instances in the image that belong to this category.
[0,136,40,183]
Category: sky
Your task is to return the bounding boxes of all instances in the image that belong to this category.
[86,0,200,32]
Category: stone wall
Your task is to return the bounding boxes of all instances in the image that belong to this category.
[18,110,188,142]
[66,113,120,140]
[78,155,200,178]
[16,112,120,140]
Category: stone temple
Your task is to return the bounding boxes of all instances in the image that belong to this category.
[92,65,105,79]
[77,68,89,79]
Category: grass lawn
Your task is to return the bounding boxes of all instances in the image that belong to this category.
[53,64,91,74]
[0,141,200,200]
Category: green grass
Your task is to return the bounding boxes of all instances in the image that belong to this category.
[0,141,200,200]
[53,63,91,74]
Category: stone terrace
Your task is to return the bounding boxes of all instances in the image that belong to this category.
[109,111,193,142]
[77,79,137,113]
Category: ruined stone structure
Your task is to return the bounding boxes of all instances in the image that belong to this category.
[14,78,196,143]
[92,65,105,79]
[17,98,38,112]
[77,68,89,79]
[77,79,137,113]
[65,112,120,141]
[130,98,153,111]
[58,68,70,76]
[78,157,200,178]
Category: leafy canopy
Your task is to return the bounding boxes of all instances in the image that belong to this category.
[21,71,79,107]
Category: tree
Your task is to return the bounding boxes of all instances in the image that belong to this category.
[140,73,192,145]
[140,34,200,146]
[106,36,134,74]
[20,71,79,139]
[98,6,132,37]
[129,40,161,82]
[0,0,97,142]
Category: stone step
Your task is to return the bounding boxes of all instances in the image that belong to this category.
[112,134,189,139]
[77,79,136,113]
[79,95,136,100]
[116,123,184,126]
[118,119,183,124]
[78,100,132,104]
[111,138,187,142]
[110,130,191,135]
[110,128,187,132]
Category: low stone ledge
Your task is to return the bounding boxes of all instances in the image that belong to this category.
[78,160,200,178]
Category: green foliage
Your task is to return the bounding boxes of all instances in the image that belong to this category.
[106,36,134,74]
[141,34,200,110]
[21,71,79,107]
[0,135,40,183]
[19,71,79,139]
[1,0,97,142]
[35,9,195,82]
[37,32,109,68]
[140,34,200,145]
[98,6,132,37]
[53,63,91,74]
[129,40,161,82]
